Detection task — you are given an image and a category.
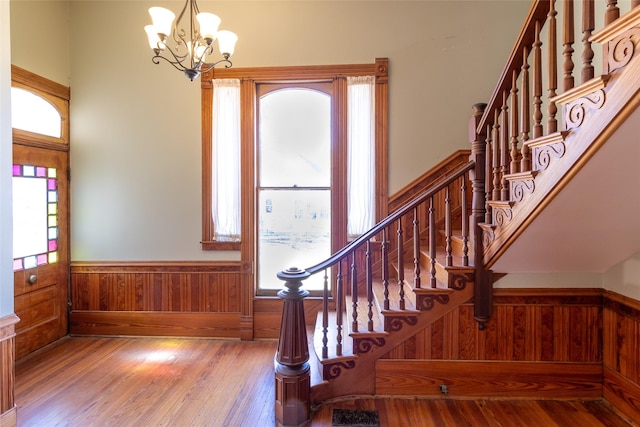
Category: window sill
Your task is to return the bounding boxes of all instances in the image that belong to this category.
[201,240,241,251]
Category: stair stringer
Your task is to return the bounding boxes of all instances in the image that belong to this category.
[481,42,640,269]
[309,281,474,403]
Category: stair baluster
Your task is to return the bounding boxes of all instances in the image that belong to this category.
[366,241,374,332]
[413,207,422,288]
[562,0,575,92]
[500,90,510,201]
[351,253,358,332]
[382,228,390,310]
[336,262,343,357]
[397,218,406,309]
[492,109,501,201]
[509,69,520,174]
[548,0,559,134]
[445,187,452,267]
[428,197,437,288]
[485,124,493,224]
[521,44,532,172]
[461,179,469,267]
[532,19,542,140]
[322,269,328,359]
[605,0,619,25]
[581,0,595,83]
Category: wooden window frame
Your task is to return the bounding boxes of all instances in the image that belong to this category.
[200,59,389,259]
[11,65,70,150]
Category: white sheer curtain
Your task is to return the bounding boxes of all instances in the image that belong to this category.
[212,79,241,239]
[347,76,375,238]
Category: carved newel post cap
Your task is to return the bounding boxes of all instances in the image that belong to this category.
[277,266,310,299]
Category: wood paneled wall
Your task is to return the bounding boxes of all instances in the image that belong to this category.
[376,288,640,415]
[382,288,603,362]
[603,290,640,422]
[69,261,322,340]
[70,262,244,338]
[0,314,18,426]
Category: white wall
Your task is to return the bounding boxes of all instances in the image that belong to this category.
[604,252,640,300]
[12,1,530,261]
[1,0,13,317]
[72,0,530,261]
[10,0,69,85]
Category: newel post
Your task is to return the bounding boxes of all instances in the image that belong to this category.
[469,103,493,329]
[274,267,311,427]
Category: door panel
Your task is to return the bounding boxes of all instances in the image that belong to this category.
[13,145,69,359]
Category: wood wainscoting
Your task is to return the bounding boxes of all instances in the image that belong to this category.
[70,262,245,338]
[69,261,323,340]
[603,290,640,422]
[376,288,604,400]
[0,313,19,426]
[376,287,640,422]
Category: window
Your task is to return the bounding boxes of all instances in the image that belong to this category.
[211,79,241,240]
[201,59,389,294]
[13,164,59,271]
[11,87,62,138]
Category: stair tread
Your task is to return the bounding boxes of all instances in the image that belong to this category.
[313,310,354,360]
[419,244,475,268]
[372,277,417,311]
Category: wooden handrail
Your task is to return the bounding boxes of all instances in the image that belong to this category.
[478,0,549,134]
[303,160,475,277]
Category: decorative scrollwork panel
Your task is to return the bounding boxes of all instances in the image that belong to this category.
[533,141,566,171]
[564,89,606,130]
[324,360,356,380]
[384,315,418,332]
[417,294,450,311]
[353,337,386,354]
[449,272,473,291]
[482,228,495,247]
[493,206,513,226]
[511,179,535,202]
[607,28,640,73]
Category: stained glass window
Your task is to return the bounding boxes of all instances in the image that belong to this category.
[13,164,58,271]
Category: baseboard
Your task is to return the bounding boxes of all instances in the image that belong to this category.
[0,405,16,427]
[376,360,602,400]
[603,366,640,424]
[69,311,240,338]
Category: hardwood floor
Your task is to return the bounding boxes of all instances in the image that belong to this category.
[14,337,633,426]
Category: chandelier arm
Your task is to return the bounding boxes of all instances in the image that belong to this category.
[191,44,214,71]
[201,58,233,73]
[152,53,189,73]
[173,0,190,44]
[157,41,190,67]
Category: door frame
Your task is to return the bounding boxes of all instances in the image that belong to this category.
[11,66,70,358]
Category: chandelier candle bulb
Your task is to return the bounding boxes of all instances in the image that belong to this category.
[148,7,175,37]
[196,13,221,41]
[144,0,237,81]
[216,30,238,58]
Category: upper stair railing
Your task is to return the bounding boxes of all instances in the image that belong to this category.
[478,0,640,265]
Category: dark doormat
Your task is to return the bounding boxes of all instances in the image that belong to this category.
[332,409,380,426]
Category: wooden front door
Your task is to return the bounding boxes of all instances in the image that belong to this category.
[12,145,69,359]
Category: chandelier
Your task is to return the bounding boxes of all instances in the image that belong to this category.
[144,0,238,81]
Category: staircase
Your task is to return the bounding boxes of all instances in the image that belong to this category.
[275,1,640,425]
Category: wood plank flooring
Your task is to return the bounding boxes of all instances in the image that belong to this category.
[14,337,633,426]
